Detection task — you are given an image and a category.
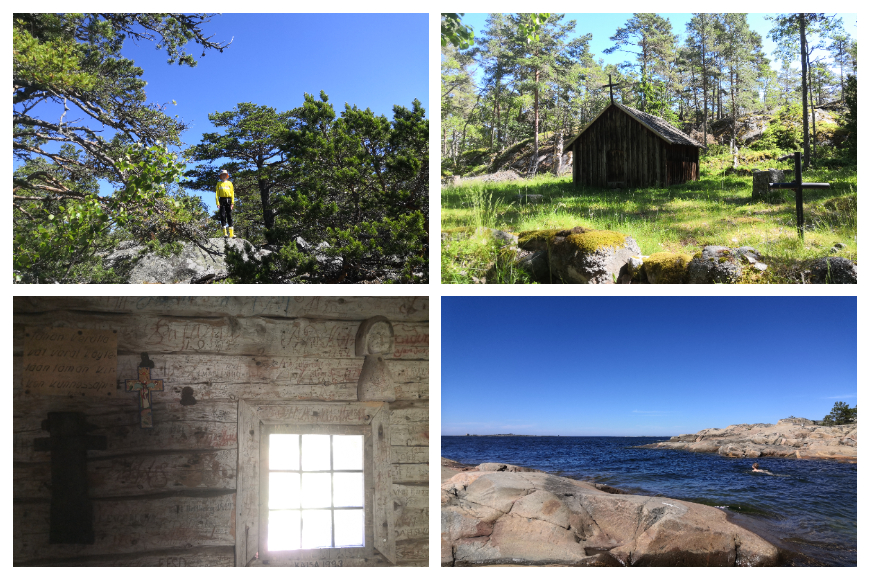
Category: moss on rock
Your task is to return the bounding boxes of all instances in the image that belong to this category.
[517,228,560,250]
[564,230,627,254]
[642,252,693,284]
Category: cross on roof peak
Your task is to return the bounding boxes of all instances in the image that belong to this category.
[601,74,622,104]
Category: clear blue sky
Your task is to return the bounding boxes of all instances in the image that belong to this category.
[459,13,858,73]
[442,297,857,437]
[16,13,429,212]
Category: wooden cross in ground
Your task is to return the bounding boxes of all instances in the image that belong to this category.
[602,73,622,104]
[125,364,164,428]
[768,151,830,240]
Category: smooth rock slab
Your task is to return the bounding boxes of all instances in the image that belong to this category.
[442,465,779,566]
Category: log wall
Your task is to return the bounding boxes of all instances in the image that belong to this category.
[572,106,699,188]
[13,297,428,567]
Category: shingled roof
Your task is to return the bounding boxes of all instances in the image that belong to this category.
[564,101,703,149]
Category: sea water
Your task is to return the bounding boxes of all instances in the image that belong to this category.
[441,436,856,566]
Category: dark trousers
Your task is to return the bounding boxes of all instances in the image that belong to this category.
[218,197,233,227]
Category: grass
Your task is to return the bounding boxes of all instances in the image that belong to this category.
[441,151,857,284]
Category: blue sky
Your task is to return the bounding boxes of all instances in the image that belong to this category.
[459,13,858,73]
[17,13,428,213]
[442,297,857,437]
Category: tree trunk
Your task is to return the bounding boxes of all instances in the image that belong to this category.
[799,13,811,169]
[554,131,563,176]
[702,38,708,149]
[531,68,540,176]
[809,75,817,161]
[731,68,737,168]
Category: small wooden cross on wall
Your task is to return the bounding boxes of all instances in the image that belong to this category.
[125,363,164,428]
[602,73,622,104]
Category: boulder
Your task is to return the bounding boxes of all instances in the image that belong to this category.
[441,465,779,567]
[687,246,743,283]
[807,257,857,284]
[516,227,641,284]
[752,169,786,202]
[103,237,267,284]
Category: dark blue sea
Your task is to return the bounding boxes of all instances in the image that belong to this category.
[442,436,857,566]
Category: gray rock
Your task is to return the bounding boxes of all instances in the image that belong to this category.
[834,242,847,249]
[808,256,857,284]
[490,229,519,245]
[549,230,642,284]
[687,246,743,283]
[103,238,262,284]
[752,169,786,202]
[514,249,550,281]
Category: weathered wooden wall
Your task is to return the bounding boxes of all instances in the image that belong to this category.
[572,107,698,188]
[13,296,428,567]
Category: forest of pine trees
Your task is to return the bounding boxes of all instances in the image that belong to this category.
[441,13,857,176]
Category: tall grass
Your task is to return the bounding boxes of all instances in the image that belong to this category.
[442,152,857,283]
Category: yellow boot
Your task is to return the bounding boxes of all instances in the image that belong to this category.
[229,227,235,239]
[222,226,228,239]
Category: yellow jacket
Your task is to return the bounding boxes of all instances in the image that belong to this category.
[215,180,234,206]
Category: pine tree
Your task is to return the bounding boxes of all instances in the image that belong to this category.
[184,103,293,243]
[13,13,230,282]
[225,93,428,284]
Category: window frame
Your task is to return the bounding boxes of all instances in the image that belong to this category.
[259,424,372,556]
[236,401,394,566]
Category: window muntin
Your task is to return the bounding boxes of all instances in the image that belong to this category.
[266,433,365,551]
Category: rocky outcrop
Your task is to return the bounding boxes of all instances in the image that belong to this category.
[640,418,857,462]
[103,238,270,284]
[686,245,763,283]
[441,461,780,567]
[807,256,858,284]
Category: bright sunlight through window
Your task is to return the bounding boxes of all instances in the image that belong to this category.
[268,434,364,551]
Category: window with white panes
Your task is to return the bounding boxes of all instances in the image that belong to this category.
[262,428,370,552]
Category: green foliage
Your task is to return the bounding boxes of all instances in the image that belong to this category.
[184,103,293,242]
[751,104,803,151]
[224,92,428,284]
[441,14,474,49]
[516,13,551,44]
[821,401,857,426]
[841,74,857,158]
[14,142,187,283]
[13,12,230,283]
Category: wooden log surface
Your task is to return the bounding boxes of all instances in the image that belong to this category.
[395,538,428,562]
[391,423,429,447]
[15,354,428,402]
[389,463,428,484]
[15,545,236,567]
[13,493,236,562]
[15,296,429,322]
[391,447,429,464]
[14,312,428,360]
[14,449,237,500]
[15,402,238,462]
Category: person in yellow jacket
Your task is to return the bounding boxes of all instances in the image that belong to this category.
[215,169,235,238]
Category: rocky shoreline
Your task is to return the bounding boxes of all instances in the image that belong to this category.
[441,458,781,567]
[638,417,857,463]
